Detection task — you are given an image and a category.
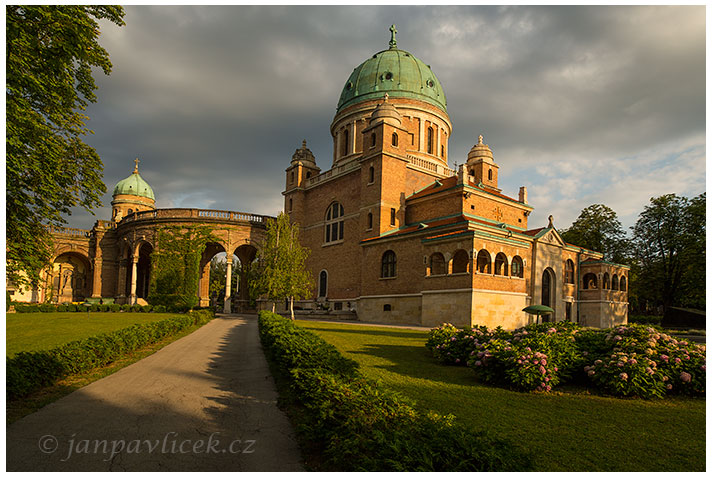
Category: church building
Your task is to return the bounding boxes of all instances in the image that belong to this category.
[283,26,629,329]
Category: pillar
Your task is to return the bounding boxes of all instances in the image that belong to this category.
[129,257,138,305]
[116,259,128,302]
[91,258,102,298]
[198,261,211,307]
[223,259,232,314]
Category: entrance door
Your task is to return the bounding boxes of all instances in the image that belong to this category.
[541,268,553,322]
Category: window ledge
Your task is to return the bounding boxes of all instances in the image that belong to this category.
[380,276,397,280]
[322,240,344,247]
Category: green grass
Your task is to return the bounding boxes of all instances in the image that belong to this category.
[6,312,179,357]
[296,320,706,472]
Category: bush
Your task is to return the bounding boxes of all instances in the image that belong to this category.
[259,311,532,471]
[628,315,662,326]
[7,310,214,400]
[108,304,121,312]
[6,291,11,311]
[56,305,68,312]
[39,304,56,313]
[120,304,132,312]
[66,303,78,312]
[15,304,40,313]
[153,305,167,313]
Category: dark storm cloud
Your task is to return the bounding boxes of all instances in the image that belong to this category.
[69,5,704,231]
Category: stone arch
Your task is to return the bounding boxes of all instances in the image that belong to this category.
[583,272,597,289]
[451,249,469,274]
[619,275,627,292]
[564,259,575,284]
[541,267,555,322]
[494,252,508,276]
[429,252,446,275]
[602,272,610,290]
[511,255,524,278]
[48,251,92,303]
[612,274,619,290]
[476,249,491,274]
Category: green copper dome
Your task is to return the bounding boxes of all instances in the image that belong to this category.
[113,168,155,201]
[337,27,447,113]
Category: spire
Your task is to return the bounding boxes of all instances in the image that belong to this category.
[389,24,397,49]
[133,158,140,174]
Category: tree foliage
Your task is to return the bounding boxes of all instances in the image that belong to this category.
[560,204,629,263]
[251,213,312,319]
[631,193,705,312]
[6,6,125,287]
[148,226,217,310]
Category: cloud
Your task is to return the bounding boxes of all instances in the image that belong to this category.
[65,5,703,237]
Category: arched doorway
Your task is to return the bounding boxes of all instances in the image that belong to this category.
[136,243,152,301]
[541,267,555,322]
[49,252,91,303]
[233,244,258,312]
[198,242,227,308]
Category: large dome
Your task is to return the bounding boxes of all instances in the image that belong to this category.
[113,169,155,200]
[336,30,447,114]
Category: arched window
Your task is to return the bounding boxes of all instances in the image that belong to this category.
[476,250,491,274]
[494,253,508,276]
[371,133,376,147]
[392,132,398,147]
[367,212,373,230]
[343,129,349,156]
[427,126,434,154]
[127,209,134,215]
[368,165,374,183]
[603,272,610,289]
[430,253,446,275]
[290,171,295,183]
[441,145,445,157]
[612,274,619,290]
[511,256,524,278]
[318,270,328,297]
[288,198,293,211]
[390,208,396,226]
[306,171,312,179]
[325,202,344,243]
[541,268,554,314]
[452,250,469,274]
[619,276,627,291]
[583,273,597,289]
[381,250,396,278]
[488,169,493,181]
[564,259,575,284]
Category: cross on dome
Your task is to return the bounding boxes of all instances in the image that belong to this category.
[389,24,397,49]
[133,157,140,173]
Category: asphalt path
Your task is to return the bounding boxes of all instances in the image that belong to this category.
[6,314,303,471]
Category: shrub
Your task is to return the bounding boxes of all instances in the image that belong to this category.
[153,305,167,313]
[259,311,532,471]
[39,304,56,313]
[15,304,40,313]
[6,291,11,311]
[56,305,68,312]
[120,304,132,312]
[108,304,121,312]
[66,303,78,312]
[7,310,214,400]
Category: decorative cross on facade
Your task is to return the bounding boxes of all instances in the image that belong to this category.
[389,24,397,49]
[133,157,140,173]
[494,206,503,221]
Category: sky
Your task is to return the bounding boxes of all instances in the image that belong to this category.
[69,5,705,233]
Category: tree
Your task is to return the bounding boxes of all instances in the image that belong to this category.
[560,204,629,263]
[631,193,705,312]
[251,213,312,319]
[6,6,125,287]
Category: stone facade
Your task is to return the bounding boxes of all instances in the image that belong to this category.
[283,31,629,329]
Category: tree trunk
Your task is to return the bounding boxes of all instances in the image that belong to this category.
[290,296,295,320]
[271,301,275,313]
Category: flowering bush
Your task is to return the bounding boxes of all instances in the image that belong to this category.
[427,322,706,399]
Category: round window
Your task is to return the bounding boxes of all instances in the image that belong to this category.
[346,81,353,90]
[385,72,393,80]
[426,79,434,88]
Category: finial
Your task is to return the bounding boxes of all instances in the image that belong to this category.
[133,157,140,174]
[389,24,397,49]
[478,135,484,145]
[548,215,554,228]
[302,139,307,149]
[384,93,389,102]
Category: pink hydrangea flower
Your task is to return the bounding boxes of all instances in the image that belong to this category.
[619,373,628,381]
[539,366,546,375]
[667,384,673,390]
[455,358,461,364]
[680,372,692,383]
[587,370,595,376]
[475,360,482,366]
[674,358,682,364]
[646,367,654,375]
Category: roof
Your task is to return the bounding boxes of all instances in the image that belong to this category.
[336,32,447,113]
[113,171,155,200]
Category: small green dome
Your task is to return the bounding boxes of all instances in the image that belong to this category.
[113,171,155,201]
[337,46,447,113]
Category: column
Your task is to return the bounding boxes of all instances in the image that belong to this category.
[435,125,441,158]
[116,259,127,302]
[223,259,232,314]
[350,120,357,155]
[91,258,103,298]
[418,117,424,151]
[129,257,138,305]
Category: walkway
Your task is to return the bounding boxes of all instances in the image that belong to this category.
[6,315,303,472]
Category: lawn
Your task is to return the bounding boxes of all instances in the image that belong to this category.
[6,312,180,357]
[297,320,706,472]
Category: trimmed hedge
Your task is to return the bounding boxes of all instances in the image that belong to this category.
[14,303,159,313]
[7,310,214,400]
[258,311,532,471]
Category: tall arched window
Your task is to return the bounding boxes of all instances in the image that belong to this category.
[343,129,349,156]
[620,276,627,291]
[603,272,610,289]
[392,132,398,147]
[371,133,376,147]
[441,145,445,157]
[452,250,469,274]
[381,250,397,278]
[318,270,328,297]
[325,202,344,243]
[367,212,373,229]
[583,273,597,289]
[488,169,493,181]
[476,250,491,274]
[288,198,293,211]
[612,274,619,290]
[494,253,508,276]
[368,165,375,183]
[430,253,446,275]
[427,126,434,154]
[511,256,524,278]
[564,259,575,284]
